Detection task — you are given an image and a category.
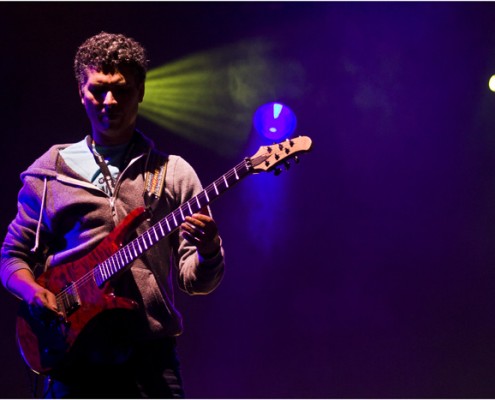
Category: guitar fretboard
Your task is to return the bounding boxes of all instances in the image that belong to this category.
[93,157,253,287]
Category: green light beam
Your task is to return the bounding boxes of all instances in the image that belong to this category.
[139,38,306,156]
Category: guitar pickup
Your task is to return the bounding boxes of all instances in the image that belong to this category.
[59,283,81,317]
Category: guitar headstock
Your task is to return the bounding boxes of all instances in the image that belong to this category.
[249,136,313,173]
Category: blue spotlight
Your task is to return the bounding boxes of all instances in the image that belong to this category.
[253,102,297,141]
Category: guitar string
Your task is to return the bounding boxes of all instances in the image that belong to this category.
[53,147,291,307]
[54,146,298,308]
[53,161,255,306]
[52,143,302,312]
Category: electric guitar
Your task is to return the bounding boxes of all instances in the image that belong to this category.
[15,136,313,376]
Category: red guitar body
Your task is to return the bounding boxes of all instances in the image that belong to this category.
[15,207,149,377]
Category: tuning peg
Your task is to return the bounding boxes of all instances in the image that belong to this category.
[284,161,291,170]
[294,156,300,164]
[274,168,282,176]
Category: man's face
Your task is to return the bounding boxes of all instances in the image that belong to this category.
[79,66,144,145]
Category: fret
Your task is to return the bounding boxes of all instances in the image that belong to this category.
[165,218,171,231]
[187,201,193,215]
[213,182,219,195]
[158,221,165,236]
[101,262,107,278]
[110,260,116,274]
[182,204,190,219]
[152,226,159,241]
[106,260,113,275]
[223,175,229,188]
[122,249,129,264]
[131,241,138,257]
[196,196,201,209]
[172,212,178,227]
[176,209,184,223]
[98,265,104,282]
[204,190,210,203]
[118,250,124,266]
[145,230,153,246]
[179,206,185,221]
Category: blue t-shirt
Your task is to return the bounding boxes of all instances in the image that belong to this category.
[59,136,130,195]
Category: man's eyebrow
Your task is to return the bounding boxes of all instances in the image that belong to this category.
[89,82,130,87]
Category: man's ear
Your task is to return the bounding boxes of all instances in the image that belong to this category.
[138,83,145,103]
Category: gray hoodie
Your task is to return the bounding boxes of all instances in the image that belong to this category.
[0,131,225,338]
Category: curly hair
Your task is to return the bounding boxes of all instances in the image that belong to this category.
[74,32,149,86]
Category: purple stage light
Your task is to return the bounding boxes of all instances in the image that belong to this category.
[253,102,297,141]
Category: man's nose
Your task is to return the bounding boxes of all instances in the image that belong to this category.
[103,90,117,105]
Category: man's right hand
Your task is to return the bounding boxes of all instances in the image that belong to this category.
[7,269,62,320]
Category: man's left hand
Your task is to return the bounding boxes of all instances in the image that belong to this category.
[180,209,221,258]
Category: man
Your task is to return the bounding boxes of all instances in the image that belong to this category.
[0,32,225,398]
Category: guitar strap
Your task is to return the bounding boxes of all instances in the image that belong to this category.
[86,135,117,195]
[143,151,168,213]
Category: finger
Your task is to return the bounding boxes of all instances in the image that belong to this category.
[46,294,60,313]
[35,290,60,313]
[188,217,206,231]
[182,220,205,236]
[181,230,201,245]
[192,213,213,223]
[185,215,207,229]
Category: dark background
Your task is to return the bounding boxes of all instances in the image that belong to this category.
[1,1,495,398]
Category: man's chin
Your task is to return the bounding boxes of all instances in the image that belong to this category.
[98,121,123,134]
[94,125,135,145]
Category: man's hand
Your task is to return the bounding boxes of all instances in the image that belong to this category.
[8,269,62,320]
[180,208,221,258]
[26,286,62,321]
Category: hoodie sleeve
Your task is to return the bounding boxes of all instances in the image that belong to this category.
[0,174,48,290]
[168,156,225,295]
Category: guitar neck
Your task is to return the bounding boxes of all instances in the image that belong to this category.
[94,157,253,287]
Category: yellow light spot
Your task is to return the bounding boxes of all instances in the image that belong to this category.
[488,75,495,92]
